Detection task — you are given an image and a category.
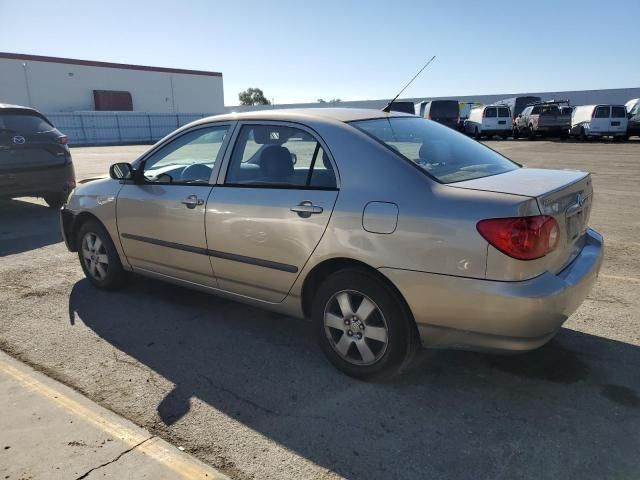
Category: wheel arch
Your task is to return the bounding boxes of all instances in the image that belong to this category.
[300,257,416,328]
[68,211,107,251]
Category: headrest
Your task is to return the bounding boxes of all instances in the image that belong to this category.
[260,145,294,179]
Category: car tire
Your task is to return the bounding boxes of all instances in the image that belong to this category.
[44,193,66,209]
[312,268,419,380]
[527,125,536,140]
[474,127,481,140]
[512,126,519,139]
[77,219,127,290]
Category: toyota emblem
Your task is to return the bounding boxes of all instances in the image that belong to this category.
[12,135,26,145]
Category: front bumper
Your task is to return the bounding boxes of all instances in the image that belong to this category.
[380,228,604,352]
[60,207,78,251]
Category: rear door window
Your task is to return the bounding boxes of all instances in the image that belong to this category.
[0,113,54,133]
[611,106,626,118]
[498,107,510,118]
[225,124,336,188]
[484,108,497,118]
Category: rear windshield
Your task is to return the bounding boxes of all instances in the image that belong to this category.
[484,107,497,118]
[539,106,561,115]
[428,101,458,118]
[611,106,626,118]
[498,107,510,117]
[351,117,518,184]
[594,106,610,118]
[0,113,54,133]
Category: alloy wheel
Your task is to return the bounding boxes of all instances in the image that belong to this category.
[323,290,389,366]
[81,232,109,281]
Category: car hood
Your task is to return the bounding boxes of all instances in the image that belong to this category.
[447,168,589,198]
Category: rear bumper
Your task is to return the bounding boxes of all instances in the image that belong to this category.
[0,162,75,198]
[536,126,569,135]
[380,228,604,352]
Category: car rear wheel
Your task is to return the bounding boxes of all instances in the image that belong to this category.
[512,126,519,139]
[527,125,536,140]
[474,127,481,140]
[77,220,127,290]
[312,268,418,380]
[44,193,65,209]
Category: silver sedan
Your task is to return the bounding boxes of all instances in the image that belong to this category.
[60,108,603,379]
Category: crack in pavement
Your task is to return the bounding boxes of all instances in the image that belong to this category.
[75,436,154,480]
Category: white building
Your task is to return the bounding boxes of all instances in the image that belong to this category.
[0,52,224,113]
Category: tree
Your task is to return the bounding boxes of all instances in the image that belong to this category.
[238,88,271,106]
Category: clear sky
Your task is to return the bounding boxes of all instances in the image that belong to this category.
[1,0,638,106]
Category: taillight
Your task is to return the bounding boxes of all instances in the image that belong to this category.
[56,136,69,145]
[477,215,560,260]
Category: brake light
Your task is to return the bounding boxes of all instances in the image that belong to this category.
[56,136,69,145]
[477,215,559,260]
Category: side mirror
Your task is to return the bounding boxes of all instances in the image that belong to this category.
[109,162,133,180]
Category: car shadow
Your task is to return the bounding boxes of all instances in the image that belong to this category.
[0,198,62,256]
[68,277,640,479]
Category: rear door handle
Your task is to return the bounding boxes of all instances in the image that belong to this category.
[181,194,205,209]
[291,201,323,218]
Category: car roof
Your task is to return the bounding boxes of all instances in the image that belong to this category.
[197,108,412,124]
[0,103,40,114]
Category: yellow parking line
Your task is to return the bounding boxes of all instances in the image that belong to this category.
[0,357,227,480]
[601,274,640,284]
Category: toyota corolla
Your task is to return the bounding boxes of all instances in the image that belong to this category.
[60,108,603,379]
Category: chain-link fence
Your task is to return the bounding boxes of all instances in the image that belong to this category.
[45,112,217,146]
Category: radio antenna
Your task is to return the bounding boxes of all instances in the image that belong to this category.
[382,55,436,113]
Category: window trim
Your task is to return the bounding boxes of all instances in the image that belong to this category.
[217,120,340,190]
[134,122,235,187]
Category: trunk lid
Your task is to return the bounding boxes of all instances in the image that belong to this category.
[451,168,593,274]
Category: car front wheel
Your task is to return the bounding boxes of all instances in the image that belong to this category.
[77,220,127,290]
[44,192,66,209]
[312,268,418,380]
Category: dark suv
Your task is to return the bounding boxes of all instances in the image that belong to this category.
[0,104,75,208]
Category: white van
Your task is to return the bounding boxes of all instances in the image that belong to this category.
[464,105,511,139]
[570,105,629,139]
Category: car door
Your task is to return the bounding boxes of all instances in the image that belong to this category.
[609,105,627,135]
[483,107,497,133]
[117,123,233,287]
[591,105,610,134]
[206,122,339,302]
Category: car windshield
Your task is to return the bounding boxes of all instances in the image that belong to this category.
[351,117,519,183]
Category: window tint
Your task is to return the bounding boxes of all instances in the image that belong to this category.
[428,101,458,118]
[0,113,54,133]
[498,107,510,118]
[594,106,610,118]
[143,125,229,184]
[352,117,518,184]
[225,125,336,188]
[484,107,497,118]
[611,106,626,118]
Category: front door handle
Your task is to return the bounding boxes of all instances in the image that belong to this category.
[291,201,323,218]
[181,194,204,209]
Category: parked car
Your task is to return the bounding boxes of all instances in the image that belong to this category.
[61,109,603,379]
[625,98,640,138]
[464,105,511,139]
[457,101,482,132]
[387,101,416,115]
[0,103,75,208]
[570,104,629,140]
[494,96,541,136]
[514,100,571,140]
[417,100,459,129]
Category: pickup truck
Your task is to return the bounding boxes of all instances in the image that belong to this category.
[514,101,571,140]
